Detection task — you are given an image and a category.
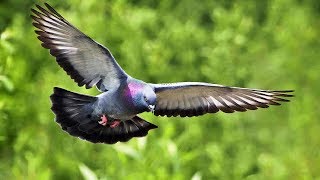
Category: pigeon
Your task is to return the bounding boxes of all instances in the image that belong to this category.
[31,3,293,144]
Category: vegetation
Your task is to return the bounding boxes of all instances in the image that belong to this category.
[0,0,319,179]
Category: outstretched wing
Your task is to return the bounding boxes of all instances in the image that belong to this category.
[151,82,293,117]
[31,3,128,91]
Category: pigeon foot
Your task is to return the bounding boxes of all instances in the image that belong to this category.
[110,120,120,128]
[98,114,108,126]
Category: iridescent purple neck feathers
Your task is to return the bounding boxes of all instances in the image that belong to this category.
[125,82,145,98]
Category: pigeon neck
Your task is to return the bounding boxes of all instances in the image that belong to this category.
[121,81,146,113]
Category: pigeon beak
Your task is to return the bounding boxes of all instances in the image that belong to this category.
[148,105,155,113]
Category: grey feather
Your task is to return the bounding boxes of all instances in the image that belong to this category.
[31,3,128,91]
[151,82,293,117]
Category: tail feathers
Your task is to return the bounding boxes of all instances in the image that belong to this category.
[50,87,97,127]
[66,116,158,144]
[50,87,157,144]
[104,116,158,143]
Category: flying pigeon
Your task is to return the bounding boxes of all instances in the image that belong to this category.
[31,3,293,144]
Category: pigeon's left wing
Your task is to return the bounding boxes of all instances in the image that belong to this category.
[31,3,128,91]
[151,82,293,117]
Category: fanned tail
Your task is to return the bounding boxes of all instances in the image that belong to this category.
[63,115,158,144]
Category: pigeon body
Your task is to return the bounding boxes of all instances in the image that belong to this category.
[51,87,157,144]
[93,78,156,120]
[32,3,293,144]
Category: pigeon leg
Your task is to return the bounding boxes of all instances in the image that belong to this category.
[110,120,121,128]
[98,114,108,126]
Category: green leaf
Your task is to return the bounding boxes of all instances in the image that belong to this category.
[0,75,14,92]
[79,164,98,180]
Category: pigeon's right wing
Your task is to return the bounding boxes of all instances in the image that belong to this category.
[152,82,293,117]
[31,3,128,91]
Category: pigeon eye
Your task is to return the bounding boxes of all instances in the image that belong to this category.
[144,96,148,102]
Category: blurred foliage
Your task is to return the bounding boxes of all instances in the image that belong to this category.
[0,0,319,179]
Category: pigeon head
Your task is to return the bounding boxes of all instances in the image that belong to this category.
[123,81,156,113]
[142,85,156,112]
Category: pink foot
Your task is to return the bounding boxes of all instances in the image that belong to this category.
[110,120,121,128]
[98,114,108,126]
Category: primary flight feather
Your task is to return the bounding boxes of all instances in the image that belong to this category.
[31,3,293,144]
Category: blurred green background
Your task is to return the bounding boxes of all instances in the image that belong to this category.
[0,0,319,179]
